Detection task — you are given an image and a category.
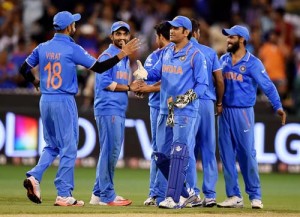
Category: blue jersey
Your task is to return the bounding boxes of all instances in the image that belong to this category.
[26,33,96,94]
[144,48,164,109]
[147,41,208,117]
[94,44,130,117]
[220,51,282,110]
[191,37,221,101]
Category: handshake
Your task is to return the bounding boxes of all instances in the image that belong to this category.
[133,60,148,80]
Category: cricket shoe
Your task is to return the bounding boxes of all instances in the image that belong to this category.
[217,196,243,208]
[185,195,202,208]
[54,196,84,206]
[159,197,180,209]
[202,198,217,207]
[89,194,100,205]
[143,197,156,206]
[251,199,263,209]
[99,195,132,206]
[23,176,42,204]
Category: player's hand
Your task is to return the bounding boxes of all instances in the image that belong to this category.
[277,108,286,125]
[32,79,40,92]
[129,80,144,92]
[133,60,148,80]
[166,96,175,127]
[215,103,223,116]
[173,89,197,108]
[121,38,141,56]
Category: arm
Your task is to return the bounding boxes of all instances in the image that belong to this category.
[138,81,161,93]
[91,38,140,73]
[252,61,286,125]
[108,81,142,92]
[193,51,208,98]
[213,69,224,115]
[19,62,40,91]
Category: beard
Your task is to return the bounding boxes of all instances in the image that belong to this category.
[227,41,240,53]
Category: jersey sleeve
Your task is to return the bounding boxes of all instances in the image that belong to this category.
[25,46,40,68]
[211,51,222,72]
[251,59,282,111]
[96,53,114,89]
[72,44,97,68]
[192,51,208,98]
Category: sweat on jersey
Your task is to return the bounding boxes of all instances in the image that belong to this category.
[94,44,130,117]
[190,37,222,101]
[220,50,282,111]
[146,41,208,117]
[26,33,97,94]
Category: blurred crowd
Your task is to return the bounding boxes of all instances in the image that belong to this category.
[1,0,300,115]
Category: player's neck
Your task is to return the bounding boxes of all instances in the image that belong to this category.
[231,47,246,65]
[174,38,189,52]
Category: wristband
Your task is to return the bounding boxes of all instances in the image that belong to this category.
[127,85,131,91]
[216,103,222,107]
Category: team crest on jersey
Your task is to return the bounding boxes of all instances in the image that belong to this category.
[180,56,186,61]
[239,65,246,73]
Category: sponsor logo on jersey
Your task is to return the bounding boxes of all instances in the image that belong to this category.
[162,64,183,74]
[223,71,243,82]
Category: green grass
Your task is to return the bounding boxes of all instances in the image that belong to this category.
[0,165,299,214]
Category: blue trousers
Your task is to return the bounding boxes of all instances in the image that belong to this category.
[154,114,197,204]
[93,115,125,203]
[190,99,218,198]
[26,94,78,197]
[218,107,261,200]
[148,107,159,198]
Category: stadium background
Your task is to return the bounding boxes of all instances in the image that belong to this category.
[0,0,300,173]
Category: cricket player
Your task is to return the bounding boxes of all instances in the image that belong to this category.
[89,21,141,206]
[186,19,224,207]
[217,25,286,209]
[20,11,140,206]
[133,16,208,209]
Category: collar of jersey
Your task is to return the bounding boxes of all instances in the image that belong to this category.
[54,33,75,42]
[228,50,251,63]
[171,41,193,57]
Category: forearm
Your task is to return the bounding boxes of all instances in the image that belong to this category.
[141,84,160,93]
[215,79,224,104]
[106,82,130,92]
[90,55,121,73]
[113,84,131,92]
[19,62,35,82]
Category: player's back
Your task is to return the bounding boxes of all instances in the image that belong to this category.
[26,33,95,95]
[37,34,79,95]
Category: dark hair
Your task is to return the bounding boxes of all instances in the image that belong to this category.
[154,21,170,40]
[187,31,192,40]
[190,18,200,34]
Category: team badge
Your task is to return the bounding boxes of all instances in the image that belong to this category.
[180,56,186,61]
[239,65,246,73]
